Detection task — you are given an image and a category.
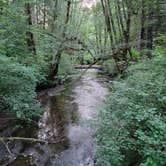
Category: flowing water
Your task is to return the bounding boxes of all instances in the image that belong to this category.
[1,69,109,166]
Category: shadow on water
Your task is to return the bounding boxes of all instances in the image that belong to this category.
[38,90,79,144]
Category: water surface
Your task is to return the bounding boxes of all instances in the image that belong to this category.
[10,69,109,166]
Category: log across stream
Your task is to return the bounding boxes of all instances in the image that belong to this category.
[0,69,109,166]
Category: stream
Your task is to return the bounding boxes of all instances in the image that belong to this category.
[1,69,109,166]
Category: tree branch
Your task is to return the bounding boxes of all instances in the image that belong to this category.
[0,137,64,144]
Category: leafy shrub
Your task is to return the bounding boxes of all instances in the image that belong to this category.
[102,59,118,76]
[155,33,166,56]
[0,55,42,121]
[131,47,140,59]
[58,53,74,76]
[95,56,166,166]
[84,53,94,65]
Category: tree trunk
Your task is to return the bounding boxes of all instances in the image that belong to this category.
[49,0,72,80]
[140,0,146,50]
[101,0,114,49]
[48,50,62,80]
[107,0,117,43]
[123,11,131,61]
[65,0,71,24]
[146,11,154,51]
[43,0,46,29]
[25,3,36,55]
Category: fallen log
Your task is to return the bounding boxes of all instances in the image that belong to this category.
[0,137,63,144]
[74,65,102,69]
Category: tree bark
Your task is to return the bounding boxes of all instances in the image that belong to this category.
[107,0,117,43]
[146,11,154,51]
[43,0,46,29]
[65,0,71,24]
[25,3,36,55]
[140,0,146,50]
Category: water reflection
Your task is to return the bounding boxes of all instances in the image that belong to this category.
[38,86,79,148]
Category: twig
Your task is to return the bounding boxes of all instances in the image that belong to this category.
[1,139,13,158]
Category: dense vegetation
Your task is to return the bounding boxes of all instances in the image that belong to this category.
[92,1,166,165]
[0,55,42,120]
[95,54,166,166]
[0,0,165,165]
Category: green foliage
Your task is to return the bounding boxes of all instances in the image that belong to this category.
[0,55,42,121]
[95,56,166,166]
[0,1,29,58]
[155,33,166,56]
[131,47,140,59]
[102,59,118,75]
[83,53,94,65]
[58,53,74,76]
